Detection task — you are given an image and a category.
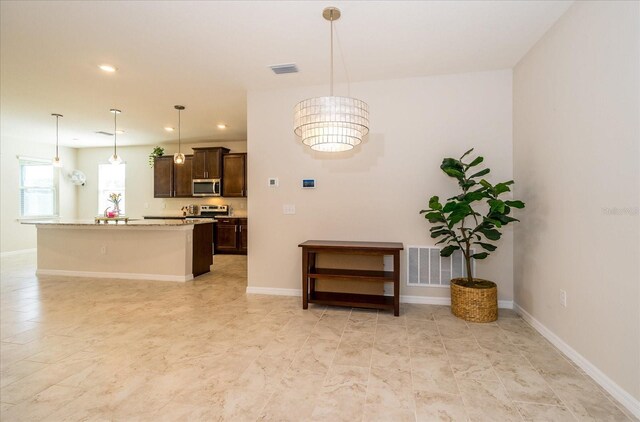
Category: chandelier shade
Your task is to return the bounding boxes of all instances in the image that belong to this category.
[294,96,369,152]
[294,7,370,153]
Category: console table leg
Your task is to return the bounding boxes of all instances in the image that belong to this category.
[393,250,400,316]
[302,249,309,309]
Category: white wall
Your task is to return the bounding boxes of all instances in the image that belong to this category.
[247,70,514,300]
[0,136,77,253]
[75,141,247,220]
[514,0,639,404]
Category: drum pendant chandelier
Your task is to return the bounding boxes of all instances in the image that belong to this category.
[294,7,369,152]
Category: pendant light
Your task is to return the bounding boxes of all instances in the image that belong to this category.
[108,108,122,165]
[51,113,63,167]
[173,105,185,164]
[294,7,369,152]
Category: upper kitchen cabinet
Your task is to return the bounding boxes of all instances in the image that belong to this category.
[153,156,174,198]
[222,153,247,197]
[174,155,193,197]
[192,147,229,179]
[154,155,193,198]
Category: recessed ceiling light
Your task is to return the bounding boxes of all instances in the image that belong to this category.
[217,123,227,129]
[115,130,124,134]
[164,127,174,132]
[99,64,117,73]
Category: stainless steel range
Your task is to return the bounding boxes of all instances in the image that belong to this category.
[197,204,229,218]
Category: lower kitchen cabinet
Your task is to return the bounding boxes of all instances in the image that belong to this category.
[214,218,247,255]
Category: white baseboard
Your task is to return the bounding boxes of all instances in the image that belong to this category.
[514,303,640,419]
[1,248,36,258]
[245,287,513,309]
[36,269,193,282]
[401,294,514,309]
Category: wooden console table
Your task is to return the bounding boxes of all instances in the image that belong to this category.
[299,240,404,316]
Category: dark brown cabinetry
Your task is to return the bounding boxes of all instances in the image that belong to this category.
[154,155,193,198]
[153,156,174,198]
[192,147,229,180]
[214,217,247,254]
[222,153,247,197]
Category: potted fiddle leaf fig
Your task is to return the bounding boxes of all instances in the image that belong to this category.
[420,148,525,322]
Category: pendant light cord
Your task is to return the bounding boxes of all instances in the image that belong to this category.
[330,12,334,97]
[178,108,181,153]
[113,112,117,157]
[55,115,59,157]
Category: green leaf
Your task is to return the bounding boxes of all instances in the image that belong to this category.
[464,190,486,202]
[479,179,492,189]
[505,200,525,209]
[491,214,520,224]
[494,182,512,195]
[460,179,476,190]
[479,228,501,241]
[440,245,459,257]
[472,252,489,259]
[430,230,450,238]
[442,202,457,213]
[466,156,484,168]
[469,168,490,178]
[429,225,445,231]
[429,196,442,210]
[441,158,465,178]
[435,237,453,245]
[449,211,467,226]
[460,148,474,160]
[424,212,445,223]
[475,242,497,251]
[443,168,465,178]
[488,199,505,214]
[484,217,502,228]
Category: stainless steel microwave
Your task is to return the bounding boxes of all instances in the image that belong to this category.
[192,179,221,197]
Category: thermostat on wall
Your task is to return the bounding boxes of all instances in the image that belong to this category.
[302,179,316,189]
[268,177,279,187]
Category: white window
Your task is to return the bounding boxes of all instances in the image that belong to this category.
[98,164,126,215]
[19,157,58,218]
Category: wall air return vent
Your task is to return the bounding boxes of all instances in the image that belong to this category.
[407,246,475,287]
[269,63,299,74]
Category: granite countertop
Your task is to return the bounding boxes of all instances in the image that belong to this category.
[142,215,247,220]
[23,219,215,227]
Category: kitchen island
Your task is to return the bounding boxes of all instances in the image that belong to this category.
[28,219,213,282]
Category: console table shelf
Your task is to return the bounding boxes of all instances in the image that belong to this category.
[308,268,395,281]
[299,240,404,316]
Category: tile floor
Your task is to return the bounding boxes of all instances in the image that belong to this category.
[0,253,635,421]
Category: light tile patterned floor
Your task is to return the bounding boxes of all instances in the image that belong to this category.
[0,253,635,421]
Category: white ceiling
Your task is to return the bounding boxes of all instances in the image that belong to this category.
[0,0,572,148]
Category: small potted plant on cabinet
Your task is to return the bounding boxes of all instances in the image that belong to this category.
[420,148,525,322]
[148,146,164,168]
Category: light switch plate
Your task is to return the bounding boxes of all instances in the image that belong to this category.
[283,204,296,215]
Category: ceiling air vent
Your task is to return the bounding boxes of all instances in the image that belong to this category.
[95,131,113,136]
[269,63,299,74]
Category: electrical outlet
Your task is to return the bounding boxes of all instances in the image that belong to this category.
[283,204,296,215]
[144,202,149,209]
[560,290,567,307]
[100,245,107,255]
[161,202,167,209]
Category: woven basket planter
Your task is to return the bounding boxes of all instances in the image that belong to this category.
[450,278,497,323]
